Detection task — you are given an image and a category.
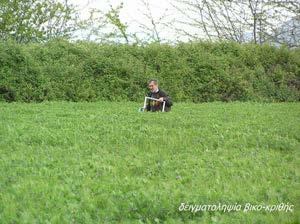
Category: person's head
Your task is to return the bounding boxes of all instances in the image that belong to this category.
[148,79,159,93]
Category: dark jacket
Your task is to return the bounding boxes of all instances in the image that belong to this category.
[146,89,173,112]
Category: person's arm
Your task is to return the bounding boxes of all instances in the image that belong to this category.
[159,90,172,107]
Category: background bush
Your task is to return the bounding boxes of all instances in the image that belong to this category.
[0,39,299,102]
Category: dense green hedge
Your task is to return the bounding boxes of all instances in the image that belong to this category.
[0,39,299,102]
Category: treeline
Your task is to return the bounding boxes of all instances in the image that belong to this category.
[0,39,299,103]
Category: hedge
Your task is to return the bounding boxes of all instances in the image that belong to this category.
[0,39,299,102]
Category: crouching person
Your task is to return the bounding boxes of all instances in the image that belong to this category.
[146,79,173,112]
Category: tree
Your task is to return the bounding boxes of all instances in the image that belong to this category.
[134,0,170,43]
[0,0,78,43]
[105,3,129,44]
[261,1,300,48]
[81,1,171,45]
[80,2,132,44]
[170,0,300,47]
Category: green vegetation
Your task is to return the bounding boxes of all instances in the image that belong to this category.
[0,0,77,43]
[0,40,299,103]
[0,101,299,223]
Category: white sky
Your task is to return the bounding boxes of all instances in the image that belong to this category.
[68,0,298,44]
[69,0,185,42]
[72,0,173,22]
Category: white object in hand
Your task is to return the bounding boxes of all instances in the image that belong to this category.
[143,96,166,112]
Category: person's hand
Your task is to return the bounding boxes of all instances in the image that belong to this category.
[158,97,164,102]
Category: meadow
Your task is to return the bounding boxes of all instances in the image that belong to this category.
[0,101,299,223]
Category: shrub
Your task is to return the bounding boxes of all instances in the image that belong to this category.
[0,39,299,102]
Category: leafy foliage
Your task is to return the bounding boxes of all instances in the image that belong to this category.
[0,0,77,43]
[0,39,299,102]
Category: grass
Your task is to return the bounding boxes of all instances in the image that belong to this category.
[0,101,299,223]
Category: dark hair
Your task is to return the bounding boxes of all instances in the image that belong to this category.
[148,79,158,85]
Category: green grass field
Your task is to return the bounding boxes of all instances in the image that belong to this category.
[0,101,299,223]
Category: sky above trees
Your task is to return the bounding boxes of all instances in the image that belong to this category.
[1,0,299,47]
